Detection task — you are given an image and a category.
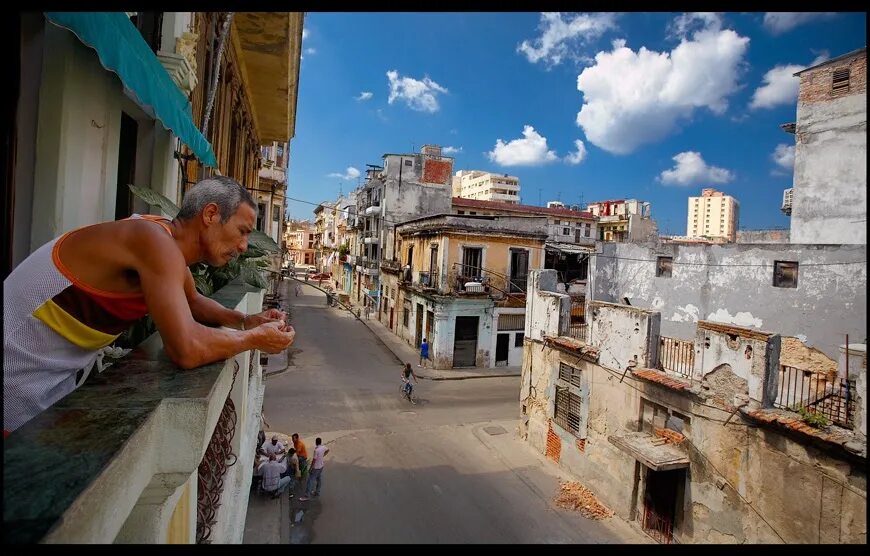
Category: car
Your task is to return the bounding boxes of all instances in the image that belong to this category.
[307,267,317,274]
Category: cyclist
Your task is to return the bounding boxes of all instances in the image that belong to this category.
[401,363,418,402]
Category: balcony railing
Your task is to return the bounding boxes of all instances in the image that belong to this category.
[774,365,855,428]
[657,336,695,378]
[3,280,267,543]
[417,271,438,289]
[567,299,588,343]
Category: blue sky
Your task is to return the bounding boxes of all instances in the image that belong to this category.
[287,12,866,234]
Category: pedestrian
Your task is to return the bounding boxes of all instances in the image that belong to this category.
[258,453,292,499]
[292,433,309,475]
[419,338,430,368]
[263,435,285,456]
[299,437,329,501]
[3,176,296,435]
[295,284,302,296]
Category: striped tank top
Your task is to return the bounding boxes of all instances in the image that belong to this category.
[3,214,173,433]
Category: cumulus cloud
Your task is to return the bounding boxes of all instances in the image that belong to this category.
[443,146,463,155]
[669,12,722,38]
[763,12,837,34]
[749,53,829,109]
[305,48,316,55]
[575,24,750,154]
[328,167,361,181]
[518,12,617,66]
[487,126,558,166]
[772,144,795,170]
[657,151,734,186]
[356,91,373,101]
[564,140,588,165]
[386,70,448,113]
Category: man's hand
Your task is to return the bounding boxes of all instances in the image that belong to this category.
[244,308,287,329]
[251,321,295,354]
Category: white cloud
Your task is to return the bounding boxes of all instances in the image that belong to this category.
[443,146,463,155]
[518,12,617,66]
[763,13,836,35]
[657,151,734,186]
[669,12,722,38]
[386,70,448,113]
[750,53,829,109]
[356,91,373,101]
[327,167,361,181]
[487,126,558,167]
[772,144,795,170]
[302,29,309,40]
[449,128,458,135]
[305,47,316,55]
[564,140,587,165]
[575,25,750,154]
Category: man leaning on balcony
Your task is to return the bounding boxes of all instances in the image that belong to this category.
[3,176,296,436]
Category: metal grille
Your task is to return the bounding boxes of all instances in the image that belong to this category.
[196,361,240,544]
[559,363,582,387]
[642,505,674,544]
[567,299,588,343]
[657,337,694,378]
[554,386,582,435]
[774,365,855,428]
[497,313,525,331]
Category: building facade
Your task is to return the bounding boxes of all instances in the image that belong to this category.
[686,188,739,242]
[452,170,521,204]
[585,199,656,243]
[394,214,547,369]
[787,47,866,245]
[285,220,315,266]
[257,141,289,245]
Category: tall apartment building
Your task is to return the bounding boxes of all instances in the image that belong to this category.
[585,199,656,242]
[452,170,520,204]
[686,188,739,242]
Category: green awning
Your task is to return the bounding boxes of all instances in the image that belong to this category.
[44,12,218,167]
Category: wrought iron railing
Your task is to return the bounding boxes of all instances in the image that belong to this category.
[657,336,695,378]
[196,361,240,544]
[774,365,855,428]
[642,504,674,544]
[567,299,588,342]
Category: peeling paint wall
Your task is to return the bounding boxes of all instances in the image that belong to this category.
[521,276,866,543]
[593,242,866,361]
[589,301,660,370]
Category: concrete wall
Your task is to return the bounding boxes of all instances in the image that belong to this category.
[491,307,525,367]
[736,229,790,244]
[524,270,570,341]
[592,242,866,360]
[520,278,867,544]
[791,52,867,245]
[589,301,659,370]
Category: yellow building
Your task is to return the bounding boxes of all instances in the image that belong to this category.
[686,188,739,242]
[391,213,547,369]
[452,170,520,204]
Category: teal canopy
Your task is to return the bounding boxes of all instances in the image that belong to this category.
[44,12,218,167]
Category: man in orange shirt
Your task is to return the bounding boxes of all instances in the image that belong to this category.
[292,432,309,474]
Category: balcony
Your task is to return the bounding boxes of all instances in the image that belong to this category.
[380,259,402,274]
[365,204,380,216]
[363,230,380,244]
[417,271,439,290]
[3,280,267,543]
[489,192,519,203]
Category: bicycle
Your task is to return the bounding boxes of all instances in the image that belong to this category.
[400,380,417,404]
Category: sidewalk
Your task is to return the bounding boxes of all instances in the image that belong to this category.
[340,298,521,381]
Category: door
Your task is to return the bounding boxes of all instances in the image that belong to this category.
[642,468,683,544]
[415,303,424,348]
[426,310,434,345]
[115,113,138,221]
[452,316,479,367]
[389,307,394,330]
[462,247,482,279]
[509,248,529,293]
[495,333,510,366]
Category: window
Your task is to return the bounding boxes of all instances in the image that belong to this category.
[404,159,413,166]
[656,256,673,278]
[773,260,798,288]
[832,67,850,93]
[498,313,525,331]
[563,227,571,235]
[584,225,591,238]
[458,210,465,215]
[462,247,482,277]
[403,307,410,327]
[515,332,524,347]
[272,205,280,221]
[555,363,584,437]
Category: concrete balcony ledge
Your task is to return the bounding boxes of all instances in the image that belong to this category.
[3,280,265,544]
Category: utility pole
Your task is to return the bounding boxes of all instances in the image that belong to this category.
[538,188,542,206]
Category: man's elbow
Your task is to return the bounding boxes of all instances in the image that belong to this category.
[165,344,203,370]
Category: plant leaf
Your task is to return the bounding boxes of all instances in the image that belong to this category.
[241,261,267,288]
[248,230,279,253]
[128,185,180,218]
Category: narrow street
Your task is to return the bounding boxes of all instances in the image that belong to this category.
[243,279,646,544]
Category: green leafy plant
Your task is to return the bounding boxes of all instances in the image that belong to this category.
[338,243,350,257]
[797,406,830,428]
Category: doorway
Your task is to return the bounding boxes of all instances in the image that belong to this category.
[495,333,509,366]
[415,303,424,348]
[452,316,479,367]
[115,112,138,221]
[641,468,684,544]
[509,248,529,293]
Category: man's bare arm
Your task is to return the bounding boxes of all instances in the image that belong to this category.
[134,231,293,369]
[184,270,286,329]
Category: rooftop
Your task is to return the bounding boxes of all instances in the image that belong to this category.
[452,197,594,219]
[794,46,867,76]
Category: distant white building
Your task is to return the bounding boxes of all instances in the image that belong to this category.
[452,170,520,204]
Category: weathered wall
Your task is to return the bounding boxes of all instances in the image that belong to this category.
[524,270,570,341]
[736,229,790,243]
[593,242,866,360]
[589,301,659,370]
[491,307,525,367]
[791,52,866,245]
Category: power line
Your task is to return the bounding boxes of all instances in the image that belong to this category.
[285,195,866,268]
